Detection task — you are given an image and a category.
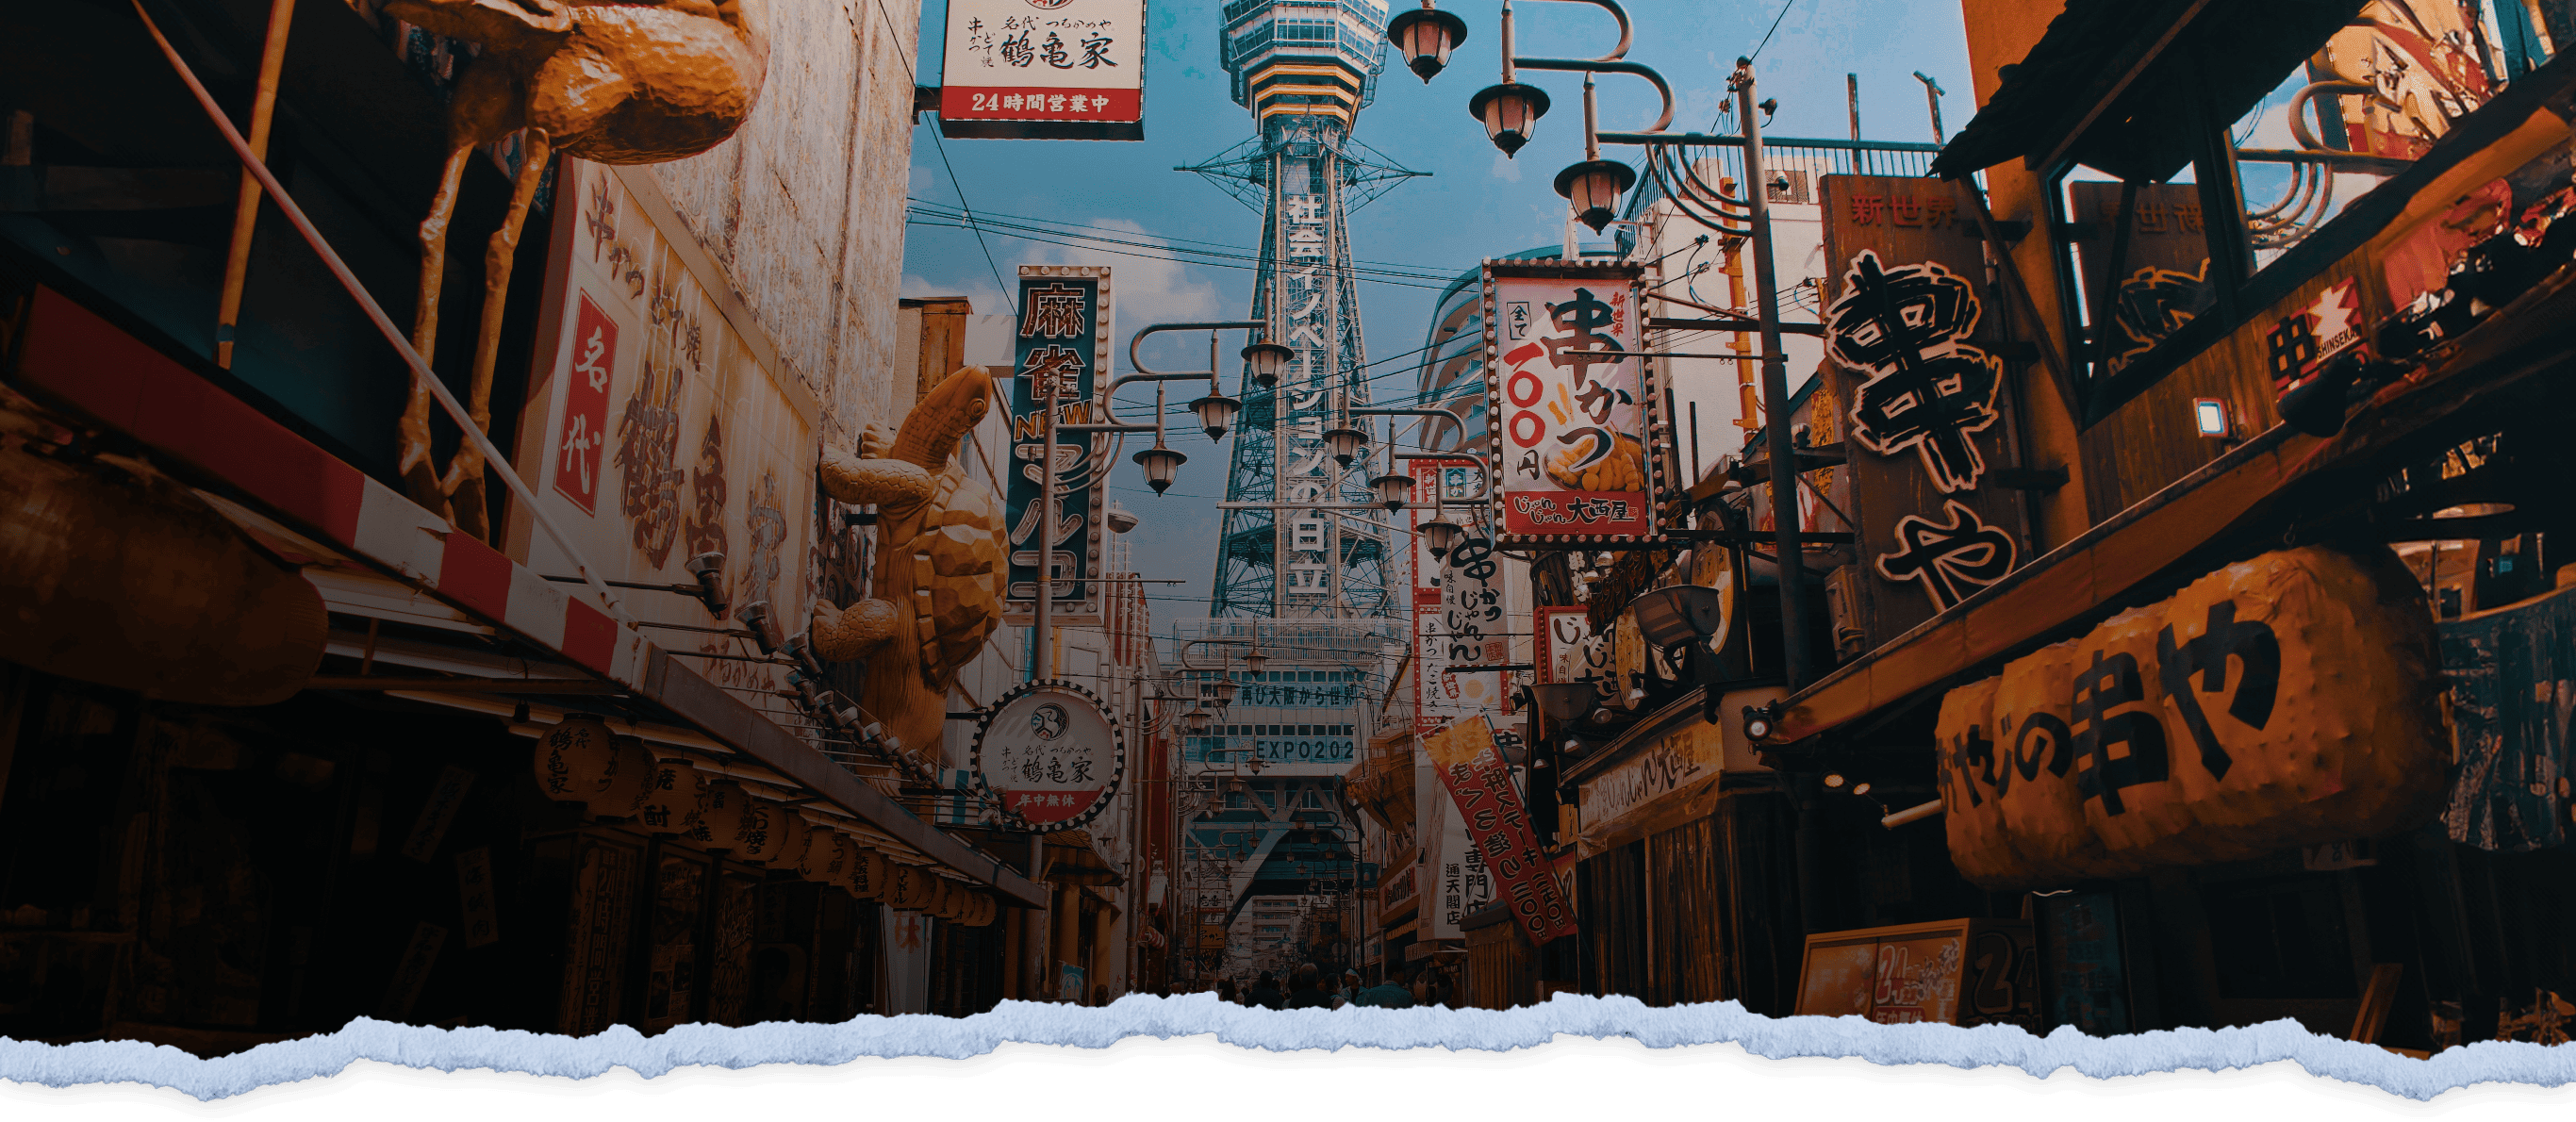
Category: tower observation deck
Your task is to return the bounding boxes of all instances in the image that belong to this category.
[1190,0,1422,619]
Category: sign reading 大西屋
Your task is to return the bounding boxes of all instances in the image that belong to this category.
[1480,259,1663,546]
[940,0,1146,141]
[1003,266,1113,626]
[971,680,1127,832]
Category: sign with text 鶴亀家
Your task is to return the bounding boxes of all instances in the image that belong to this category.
[939,0,1146,141]
[1818,175,2033,650]
[1481,259,1665,548]
[1422,715,1574,946]
[970,679,1127,833]
[1003,266,1113,626]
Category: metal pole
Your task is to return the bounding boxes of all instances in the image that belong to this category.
[1734,58,1811,691]
[1034,373,1059,682]
[1914,72,1947,144]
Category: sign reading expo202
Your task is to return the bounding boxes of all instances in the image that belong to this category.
[939,0,1146,141]
[1480,259,1666,547]
[970,680,1127,832]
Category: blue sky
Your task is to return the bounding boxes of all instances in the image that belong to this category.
[900,0,1976,630]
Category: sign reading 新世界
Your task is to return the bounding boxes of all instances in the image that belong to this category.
[1003,267,1112,626]
[2066,182,2213,381]
[1819,175,2032,650]
[939,0,1146,141]
[1423,715,1574,946]
[971,680,1126,832]
[1481,259,1663,546]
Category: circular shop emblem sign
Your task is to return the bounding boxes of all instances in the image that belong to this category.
[971,680,1126,833]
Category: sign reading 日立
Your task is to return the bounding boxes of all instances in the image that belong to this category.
[940,0,1146,141]
[1481,259,1663,546]
[1004,267,1113,626]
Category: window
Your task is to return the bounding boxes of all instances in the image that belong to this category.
[2050,1,2552,399]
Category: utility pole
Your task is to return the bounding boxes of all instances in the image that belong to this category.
[1733,58,1811,692]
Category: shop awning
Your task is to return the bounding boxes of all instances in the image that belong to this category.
[1045,829,1126,887]
[10,286,1048,909]
[1929,0,2365,182]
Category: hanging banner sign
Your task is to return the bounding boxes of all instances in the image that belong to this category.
[1534,604,1613,705]
[1933,545,2448,892]
[1422,715,1575,946]
[1481,259,1663,546]
[971,679,1128,832]
[939,0,1148,141]
[1003,266,1113,626]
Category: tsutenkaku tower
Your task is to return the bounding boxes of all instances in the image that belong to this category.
[1193,0,1416,619]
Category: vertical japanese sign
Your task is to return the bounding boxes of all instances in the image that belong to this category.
[552,293,616,514]
[1004,266,1112,626]
[939,0,1147,141]
[1416,752,1488,942]
[1276,160,1342,607]
[1819,175,2030,650]
[1411,458,1519,734]
[1482,260,1662,545]
[2066,183,2212,381]
[1422,715,1574,945]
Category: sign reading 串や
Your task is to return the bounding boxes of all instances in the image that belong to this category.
[1481,259,1662,546]
[971,680,1127,832]
[1003,267,1112,626]
[1423,715,1574,945]
[1412,458,1522,735]
[939,0,1145,141]
[1818,176,2030,649]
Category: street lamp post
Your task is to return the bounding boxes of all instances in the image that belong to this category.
[1730,57,1811,692]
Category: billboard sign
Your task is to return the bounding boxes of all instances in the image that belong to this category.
[1480,259,1663,546]
[940,0,1147,141]
[1003,266,1112,625]
[971,679,1128,833]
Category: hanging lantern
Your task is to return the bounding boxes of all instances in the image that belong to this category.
[534,715,654,816]
[1370,471,1415,512]
[768,811,815,870]
[634,757,708,839]
[1241,341,1293,388]
[1183,707,1214,734]
[1211,675,1240,708]
[1554,158,1639,234]
[702,779,749,853]
[1132,445,1187,494]
[1468,82,1551,157]
[847,840,890,900]
[1385,3,1468,83]
[1418,518,1463,559]
[0,433,326,706]
[795,824,839,883]
[1243,647,1269,676]
[729,795,790,863]
[1323,425,1370,468]
[1191,394,1242,441]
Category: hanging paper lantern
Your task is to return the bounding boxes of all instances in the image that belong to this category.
[635,759,711,844]
[846,839,890,900]
[533,714,647,813]
[768,812,815,870]
[729,795,793,863]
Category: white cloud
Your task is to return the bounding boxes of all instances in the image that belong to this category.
[900,272,1008,316]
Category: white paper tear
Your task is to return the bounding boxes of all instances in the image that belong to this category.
[5,995,2570,1101]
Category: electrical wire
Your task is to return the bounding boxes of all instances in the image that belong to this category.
[874,0,1013,311]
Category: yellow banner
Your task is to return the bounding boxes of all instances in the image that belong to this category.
[1936,545,2448,891]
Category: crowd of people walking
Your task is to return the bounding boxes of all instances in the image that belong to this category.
[1170,965,1449,1009]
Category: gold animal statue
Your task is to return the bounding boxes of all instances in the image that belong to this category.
[811,367,1004,773]
[385,0,769,540]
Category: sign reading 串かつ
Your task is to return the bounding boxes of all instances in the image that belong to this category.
[516,161,816,697]
[939,0,1146,141]
[1004,267,1113,626]
[1481,259,1661,545]
[971,680,1126,832]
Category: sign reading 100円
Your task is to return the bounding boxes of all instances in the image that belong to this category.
[971,680,1126,832]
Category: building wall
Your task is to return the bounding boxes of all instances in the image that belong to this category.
[640,0,924,450]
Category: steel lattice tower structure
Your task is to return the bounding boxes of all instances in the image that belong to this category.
[1188,0,1421,619]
